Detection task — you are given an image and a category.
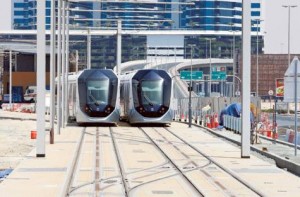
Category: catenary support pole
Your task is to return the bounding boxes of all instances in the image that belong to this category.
[50,0,56,144]
[241,0,251,158]
[87,29,91,69]
[65,0,70,127]
[61,0,66,128]
[9,50,12,111]
[117,19,121,75]
[56,0,62,134]
[294,59,298,156]
[209,39,212,97]
[76,50,79,73]
[36,0,46,157]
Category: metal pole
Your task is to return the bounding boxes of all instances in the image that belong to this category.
[117,19,121,75]
[233,30,236,97]
[75,50,79,73]
[61,0,66,128]
[241,0,251,158]
[65,0,70,127]
[209,39,211,97]
[256,19,259,97]
[295,59,298,156]
[283,5,297,114]
[87,28,91,69]
[188,46,193,128]
[288,7,291,68]
[9,50,12,111]
[56,0,62,134]
[50,0,56,144]
[36,0,46,157]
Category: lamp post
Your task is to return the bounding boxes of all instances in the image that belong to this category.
[229,23,237,97]
[254,19,263,97]
[283,5,298,156]
[282,5,297,69]
[205,38,216,97]
[188,44,196,128]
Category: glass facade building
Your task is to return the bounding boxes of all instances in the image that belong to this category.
[11,0,263,69]
[12,0,262,31]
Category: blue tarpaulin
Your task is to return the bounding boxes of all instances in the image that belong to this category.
[0,169,13,179]
[219,103,253,126]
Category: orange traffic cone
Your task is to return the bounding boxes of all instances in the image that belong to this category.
[214,114,219,128]
[206,115,211,128]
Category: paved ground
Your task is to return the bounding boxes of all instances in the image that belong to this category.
[1,110,300,196]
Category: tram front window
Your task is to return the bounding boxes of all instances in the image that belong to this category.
[87,80,109,105]
[141,80,163,106]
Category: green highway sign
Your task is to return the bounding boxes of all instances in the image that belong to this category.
[211,71,227,80]
[180,71,203,80]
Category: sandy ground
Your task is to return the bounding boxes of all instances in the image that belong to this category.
[0,119,36,170]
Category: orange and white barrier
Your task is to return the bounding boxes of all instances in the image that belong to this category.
[1,103,36,113]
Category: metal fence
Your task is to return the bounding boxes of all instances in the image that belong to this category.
[173,96,261,127]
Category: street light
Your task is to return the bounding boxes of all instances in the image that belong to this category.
[229,23,239,97]
[205,38,216,97]
[283,5,298,156]
[253,19,263,97]
[282,5,297,68]
[188,44,196,128]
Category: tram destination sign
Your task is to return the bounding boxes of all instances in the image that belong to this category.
[180,71,203,80]
[211,71,226,80]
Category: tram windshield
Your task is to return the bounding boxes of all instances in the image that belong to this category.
[87,80,109,105]
[141,80,163,106]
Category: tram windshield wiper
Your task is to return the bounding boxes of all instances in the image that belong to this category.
[143,94,153,106]
[88,92,100,106]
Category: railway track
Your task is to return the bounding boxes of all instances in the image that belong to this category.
[64,125,265,196]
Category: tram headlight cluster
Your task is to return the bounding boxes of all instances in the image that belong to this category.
[85,104,92,113]
[138,106,145,113]
[105,106,114,114]
[158,106,166,114]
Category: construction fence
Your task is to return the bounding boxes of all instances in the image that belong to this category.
[172,96,261,129]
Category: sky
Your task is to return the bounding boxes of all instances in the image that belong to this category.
[263,0,300,54]
[0,0,299,54]
[0,1,12,30]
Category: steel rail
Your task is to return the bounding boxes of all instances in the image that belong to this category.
[164,127,266,197]
[62,127,86,196]
[152,127,238,196]
[110,127,129,197]
[138,127,205,197]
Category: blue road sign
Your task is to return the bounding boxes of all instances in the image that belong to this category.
[180,71,203,80]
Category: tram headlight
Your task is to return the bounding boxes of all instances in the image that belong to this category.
[105,106,113,114]
[85,105,90,112]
